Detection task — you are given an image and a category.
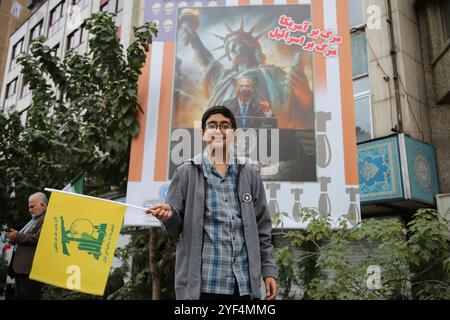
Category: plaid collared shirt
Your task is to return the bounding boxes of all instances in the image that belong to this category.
[200,150,251,296]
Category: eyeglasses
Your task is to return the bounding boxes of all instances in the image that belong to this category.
[205,122,234,132]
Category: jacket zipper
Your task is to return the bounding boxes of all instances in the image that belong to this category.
[236,164,243,208]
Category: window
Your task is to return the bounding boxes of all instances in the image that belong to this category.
[72,0,89,10]
[48,1,66,38]
[100,0,123,14]
[441,0,450,41]
[21,82,30,99]
[351,31,369,78]
[354,96,373,143]
[4,78,18,108]
[349,0,373,143]
[353,76,370,95]
[100,0,123,34]
[52,43,61,57]
[67,25,87,53]
[29,19,44,45]
[9,38,24,71]
[5,78,18,98]
[348,0,364,28]
[353,76,373,143]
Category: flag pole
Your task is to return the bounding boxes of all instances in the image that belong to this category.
[44,188,148,211]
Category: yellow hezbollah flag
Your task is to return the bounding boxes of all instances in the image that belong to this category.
[30,190,126,296]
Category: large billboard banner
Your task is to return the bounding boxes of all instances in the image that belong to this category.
[125,0,360,229]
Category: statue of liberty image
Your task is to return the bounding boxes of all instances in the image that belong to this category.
[60,217,107,260]
[178,8,314,129]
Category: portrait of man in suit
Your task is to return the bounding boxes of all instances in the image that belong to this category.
[169,5,317,182]
[224,76,278,129]
[6,192,47,300]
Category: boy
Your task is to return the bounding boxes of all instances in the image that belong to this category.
[147,106,278,300]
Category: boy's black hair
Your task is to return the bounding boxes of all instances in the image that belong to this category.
[201,106,237,130]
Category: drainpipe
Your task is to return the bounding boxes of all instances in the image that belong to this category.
[386,0,403,133]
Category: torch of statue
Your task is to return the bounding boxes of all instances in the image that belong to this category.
[179,10,200,46]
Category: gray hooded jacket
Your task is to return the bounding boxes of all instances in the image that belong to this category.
[162,154,278,300]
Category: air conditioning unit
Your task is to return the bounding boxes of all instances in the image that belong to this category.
[436,194,450,228]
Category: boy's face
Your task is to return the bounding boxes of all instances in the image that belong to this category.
[201,113,235,155]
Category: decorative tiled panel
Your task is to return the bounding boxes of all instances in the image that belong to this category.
[405,136,440,205]
[358,136,404,203]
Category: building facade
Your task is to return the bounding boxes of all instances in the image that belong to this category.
[348,0,449,219]
[0,0,31,90]
[416,0,450,194]
[350,0,431,148]
[0,0,144,123]
[1,0,448,217]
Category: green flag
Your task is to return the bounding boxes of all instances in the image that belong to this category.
[63,174,84,194]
